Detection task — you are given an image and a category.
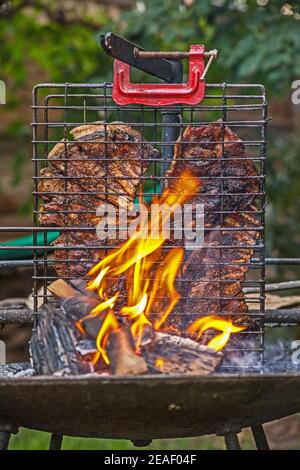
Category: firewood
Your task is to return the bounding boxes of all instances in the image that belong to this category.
[61,295,98,321]
[143,331,223,376]
[107,327,148,376]
[30,304,93,376]
[69,278,99,298]
[48,279,79,299]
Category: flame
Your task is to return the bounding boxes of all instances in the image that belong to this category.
[76,170,246,365]
[187,315,246,351]
[93,310,119,365]
[146,247,184,330]
[121,293,150,349]
[155,358,165,370]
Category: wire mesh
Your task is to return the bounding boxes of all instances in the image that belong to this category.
[32,82,267,373]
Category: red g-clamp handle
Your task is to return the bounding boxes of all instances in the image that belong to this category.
[113,45,206,106]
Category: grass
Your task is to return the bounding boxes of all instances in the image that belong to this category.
[9,428,257,450]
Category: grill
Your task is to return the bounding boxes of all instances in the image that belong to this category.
[0,34,300,450]
[31,81,266,373]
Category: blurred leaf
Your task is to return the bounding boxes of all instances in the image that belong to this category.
[10,151,27,186]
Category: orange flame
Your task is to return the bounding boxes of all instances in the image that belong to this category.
[77,170,246,365]
[187,315,246,351]
[155,358,165,370]
[93,310,119,365]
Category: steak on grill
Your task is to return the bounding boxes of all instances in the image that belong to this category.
[166,122,260,227]
[164,123,260,331]
[43,122,156,207]
[38,122,157,277]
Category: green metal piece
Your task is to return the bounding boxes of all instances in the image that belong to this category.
[0,184,161,261]
[0,232,60,260]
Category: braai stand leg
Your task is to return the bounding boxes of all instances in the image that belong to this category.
[49,433,64,450]
[0,432,10,450]
[223,433,241,450]
[251,425,270,450]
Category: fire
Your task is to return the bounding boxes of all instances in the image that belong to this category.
[92,310,119,365]
[155,358,165,370]
[77,170,246,365]
[187,315,246,351]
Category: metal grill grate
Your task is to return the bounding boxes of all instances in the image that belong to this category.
[32,82,267,373]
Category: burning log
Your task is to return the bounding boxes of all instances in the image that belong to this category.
[48,280,106,340]
[61,296,106,339]
[106,327,148,376]
[69,278,99,297]
[32,278,224,376]
[143,332,223,375]
[48,279,80,299]
[61,295,99,321]
[30,304,93,376]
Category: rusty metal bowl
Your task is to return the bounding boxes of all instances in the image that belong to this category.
[1,374,300,439]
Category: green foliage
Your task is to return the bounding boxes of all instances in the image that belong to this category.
[267,134,300,258]
[10,150,26,186]
[0,1,299,267]
[120,0,300,94]
[1,1,299,96]
[0,8,110,88]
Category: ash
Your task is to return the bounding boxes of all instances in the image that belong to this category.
[220,338,300,374]
[0,363,35,378]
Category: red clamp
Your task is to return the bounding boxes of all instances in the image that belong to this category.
[113,45,206,106]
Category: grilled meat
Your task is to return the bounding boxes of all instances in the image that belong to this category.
[180,207,260,328]
[166,123,260,227]
[46,122,157,206]
[39,122,157,277]
[165,123,261,330]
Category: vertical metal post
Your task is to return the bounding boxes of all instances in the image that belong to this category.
[260,86,267,371]
[251,425,270,450]
[161,61,183,176]
[224,433,241,450]
[49,433,63,450]
[0,431,10,451]
[32,86,39,329]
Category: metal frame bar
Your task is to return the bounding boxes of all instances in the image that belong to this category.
[29,82,267,372]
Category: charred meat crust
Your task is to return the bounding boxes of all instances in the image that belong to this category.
[38,122,157,277]
[165,123,260,331]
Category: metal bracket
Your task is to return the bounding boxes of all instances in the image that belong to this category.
[100,32,182,83]
[100,32,219,106]
[112,45,206,106]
